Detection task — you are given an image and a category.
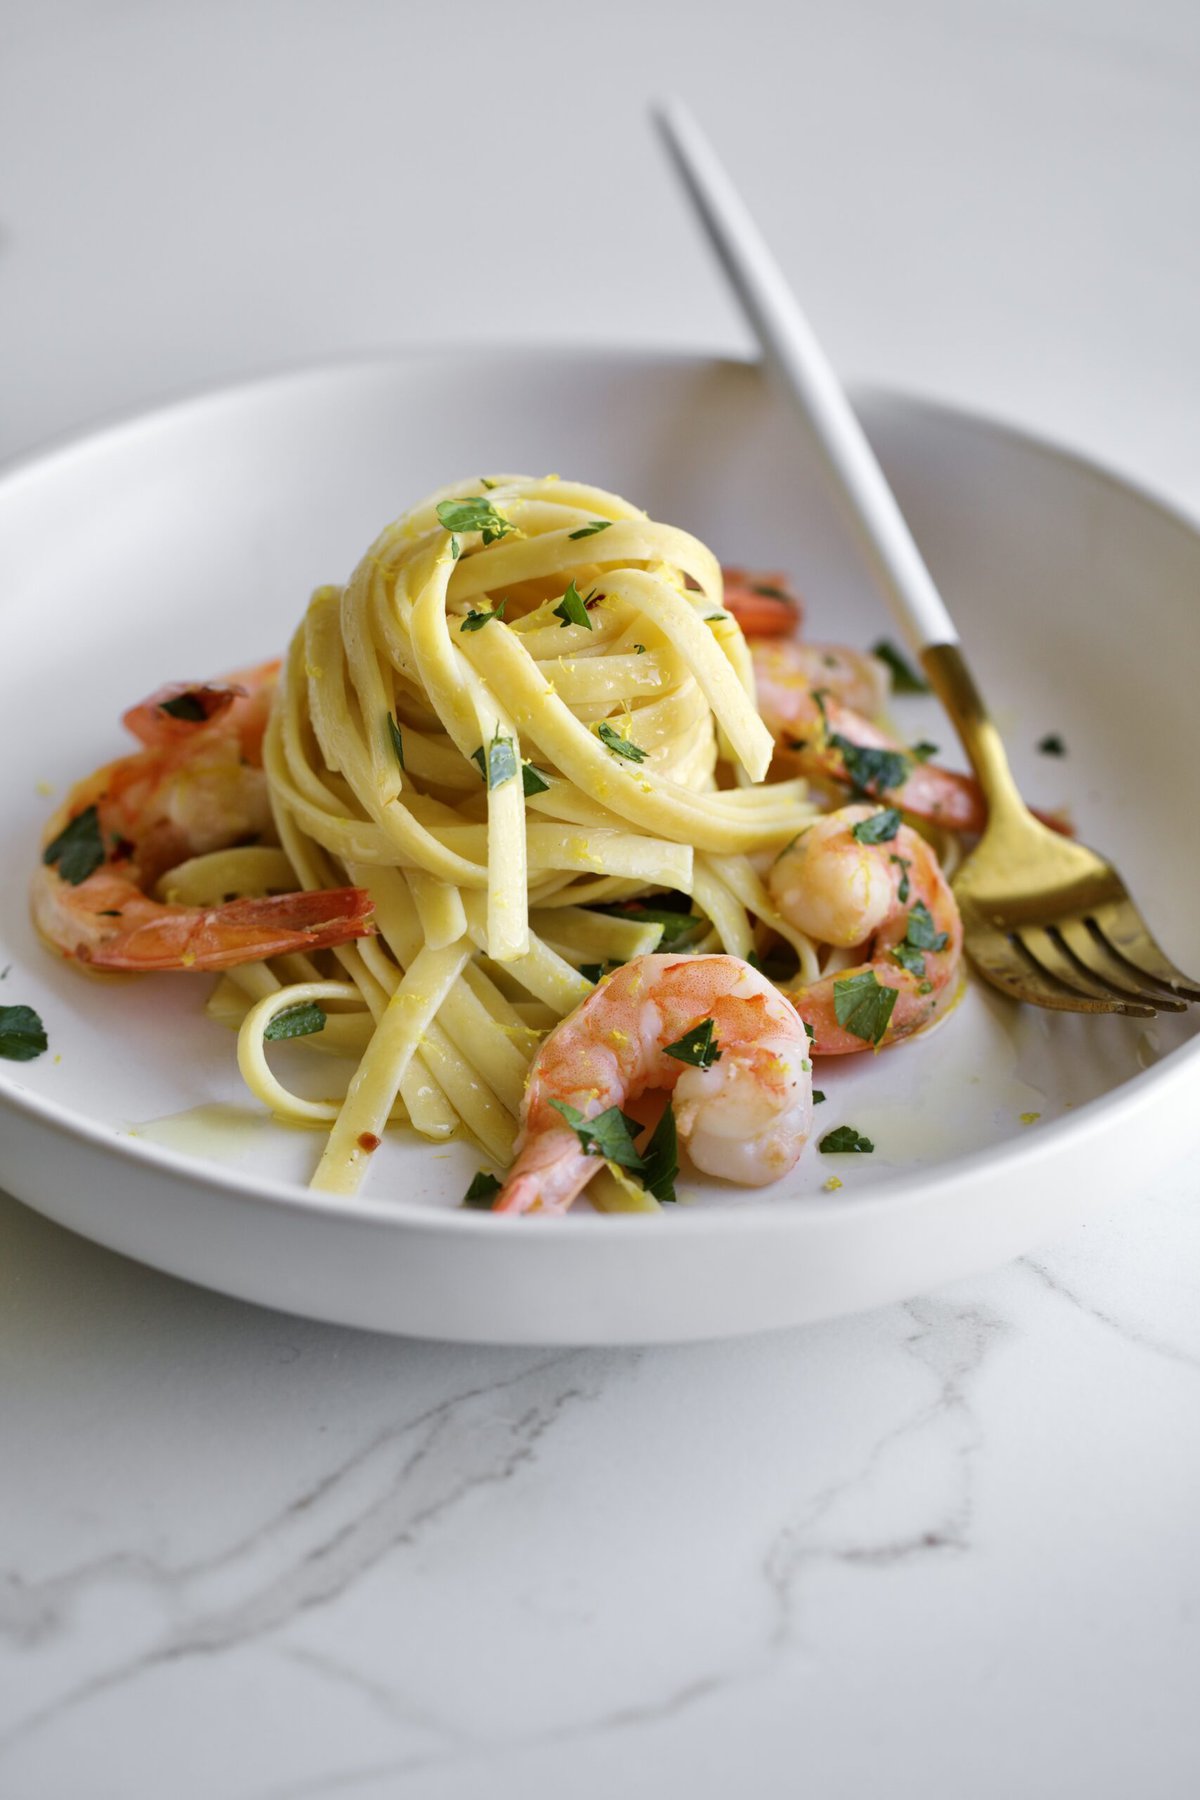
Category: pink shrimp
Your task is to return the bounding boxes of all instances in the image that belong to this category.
[751,638,988,833]
[495,954,813,1215]
[32,662,373,972]
[719,567,804,638]
[768,803,963,1053]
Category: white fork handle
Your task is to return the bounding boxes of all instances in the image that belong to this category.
[655,96,960,653]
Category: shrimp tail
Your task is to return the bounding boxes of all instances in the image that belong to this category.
[492,1128,592,1216]
[85,887,374,972]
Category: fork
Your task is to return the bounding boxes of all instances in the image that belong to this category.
[655,97,1200,1019]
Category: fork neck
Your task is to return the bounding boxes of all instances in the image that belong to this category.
[920,642,1030,822]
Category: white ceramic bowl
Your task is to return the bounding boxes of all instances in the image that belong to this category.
[1,349,1197,1343]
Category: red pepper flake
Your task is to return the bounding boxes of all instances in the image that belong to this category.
[357,1132,381,1153]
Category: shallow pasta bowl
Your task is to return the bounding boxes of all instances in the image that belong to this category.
[1,348,1197,1344]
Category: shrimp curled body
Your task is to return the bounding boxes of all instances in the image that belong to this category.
[32,663,373,972]
[770,804,963,1053]
[495,954,814,1215]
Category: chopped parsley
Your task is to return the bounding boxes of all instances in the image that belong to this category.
[890,853,911,903]
[568,519,613,540]
[42,805,105,886]
[159,691,209,721]
[828,735,910,798]
[449,536,461,559]
[706,612,729,622]
[435,495,515,545]
[459,600,506,632]
[462,1170,502,1209]
[751,583,791,602]
[549,1099,644,1171]
[905,898,949,953]
[641,1105,679,1203]
[633,643,647,654]
[553,578,595,629]
[812,1089,826,1104]
[0,1004,48,1062]
[264,1001,326,1042]
[471,729,518,790]
[597,720,647,762]
[910,740,939,763]
[521,762,551,797]
[871,639,929,693]
[833,970,898,1045]
[663,1018,721,1069]
[578,963,605,985]
[1038,733,1066,756]
[819,1124,875,1153]
[890,942,927,978]
[851,807,902,845]
[802,1019,815,1042]
[387,712,405,771]
[595,903,702,948]
[479,477,497,490]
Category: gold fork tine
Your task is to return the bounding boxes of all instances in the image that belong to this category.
[1089,901,1200,1002]
[1016,925,1158,1015]
[1056,917,1189,1012]
[963,922,1132,1015]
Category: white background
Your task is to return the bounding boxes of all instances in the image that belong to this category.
[2,3,1198,1797]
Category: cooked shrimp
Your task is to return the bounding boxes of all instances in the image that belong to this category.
[32,662,373,972]
[720,566,804,638]
[494,953,813,1215]
[750,638,988,833]
[768,804,963,1053]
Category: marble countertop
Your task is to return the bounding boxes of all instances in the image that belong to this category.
[2,3,1198,1795]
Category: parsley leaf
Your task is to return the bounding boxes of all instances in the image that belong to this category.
[597,720,647,762]
[264,1001,326,1041]
[460,600,506,632]
[751,583,791,602]
[462,1170,502,1209]
[812,1089,826,1104]
[553,578,595,629]
[833,970,898,1045]
[910,740,939,763]
[449,536,461,559]
[43,805,105,886]
[1038,733,1066,756]
[828,734,910,798]
[480,477,497,490]
[0,1004,48,1062]
[159,691,209,722]
[664,1018,721,1069]
[852,807,902,845]
[521,762,551,796]
[578,963,605,984]
[471,730,518,790]
[802,1019,815,1042]
[706,612,729,622]
[568,519,613,540]
[890,942,927,978]
[641,1105,679,1203]
[905,899,949,953]
[435,496,515,545]
[387,712,405,771]
[871,639,929,693]
[633,643,647,654]
[549,1099,645,1170]
[819,1124,875,1153]
[890,853,911,903]
[595,903,702,948]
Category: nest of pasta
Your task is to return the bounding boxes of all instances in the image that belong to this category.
[215,476,821,1197]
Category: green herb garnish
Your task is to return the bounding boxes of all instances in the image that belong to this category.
[553,578,595,629]
[871,639,929,693]
[1038,733,1066,756]
[578,963,605,984]
[633,643,646,654]
[910,740,939,763]
[449,536,461,559]
[833,970,898,1046]
[387,712,405,771]
[803,1019,815,1042]
[905,898,949,953]
[852,807,902,845]
[521,762,551,797]
[42,805,105,886]
[568,519,613,540]
[890,853,911,903]
[459,600,506,632]
[705,612,729,622]
[751,583,791,602]
[641,1105,679,1203]
[595,903,702,948]
[597,720,647,762]
[890,942,927,978]
[828,735,910,799]
[435,496,515,545]
[819,1124,875,1153]
[663,1018,721,1069]
[264,1001,327,1042]
[159,691,209,721]
[812,1089,826,1104]
[0,1004,48,1062]
[471,729,519,790]
[549,1099,644,1170]
[462,1170,502,1209]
